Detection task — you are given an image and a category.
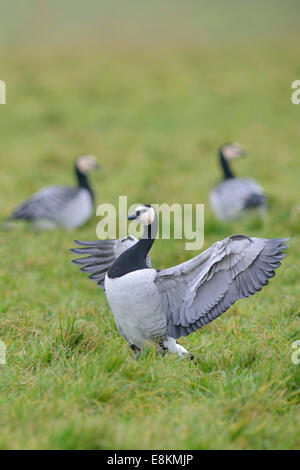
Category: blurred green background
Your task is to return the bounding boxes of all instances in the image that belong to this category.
[1,0,300,47]
[0,0,299,450]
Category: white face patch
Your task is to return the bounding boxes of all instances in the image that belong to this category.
[223,143,244,160]
[135,205,155,225]
[77,155,98,173]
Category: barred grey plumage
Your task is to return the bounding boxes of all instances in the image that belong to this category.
[210,177,267,221]
[210,143,268,221]
[155,234,287,339]
[71,205,287,359]
[8,155,99,229]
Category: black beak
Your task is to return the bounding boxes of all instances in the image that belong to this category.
[128,214,137,220]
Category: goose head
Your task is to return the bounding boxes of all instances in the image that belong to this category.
[220,143,245,161]
[128,204,156,226]
[76,155,100,174]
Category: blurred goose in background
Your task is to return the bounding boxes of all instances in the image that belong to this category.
[8,155,99,229]
[72,204,287,359]
[210,143,268,221]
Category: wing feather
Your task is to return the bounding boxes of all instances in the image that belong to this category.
[155,235,288,339]
[71,236,152,289]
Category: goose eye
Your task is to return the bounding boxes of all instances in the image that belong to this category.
[136,210,141,216]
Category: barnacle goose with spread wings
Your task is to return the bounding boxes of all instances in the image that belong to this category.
[72,205,287,359]
[8,155,99,229]
[210,143,268,221]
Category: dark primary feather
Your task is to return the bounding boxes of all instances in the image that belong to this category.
[243,192,268,209]
[155,235,288,339]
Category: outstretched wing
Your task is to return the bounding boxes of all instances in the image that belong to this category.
[10,185,79,221]
[155,235,288,339]
[71,236,152,289]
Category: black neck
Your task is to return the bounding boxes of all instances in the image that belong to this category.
[75,165,94,203]
[220,151,235,179]
[108,213,158,279]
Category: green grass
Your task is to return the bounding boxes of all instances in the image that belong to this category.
[0,1,300,450]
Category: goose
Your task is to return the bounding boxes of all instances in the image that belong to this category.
[71,204,287,359]
[8,155,99,229]
[210,143,268,221]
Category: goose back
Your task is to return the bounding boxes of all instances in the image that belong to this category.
[210,177,267,221]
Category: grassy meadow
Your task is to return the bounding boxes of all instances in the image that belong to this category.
[0,1,300,450]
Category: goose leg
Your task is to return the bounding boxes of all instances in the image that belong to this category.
[176,343,194,361]
[163,337,194,360]
[130,343,141,360]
